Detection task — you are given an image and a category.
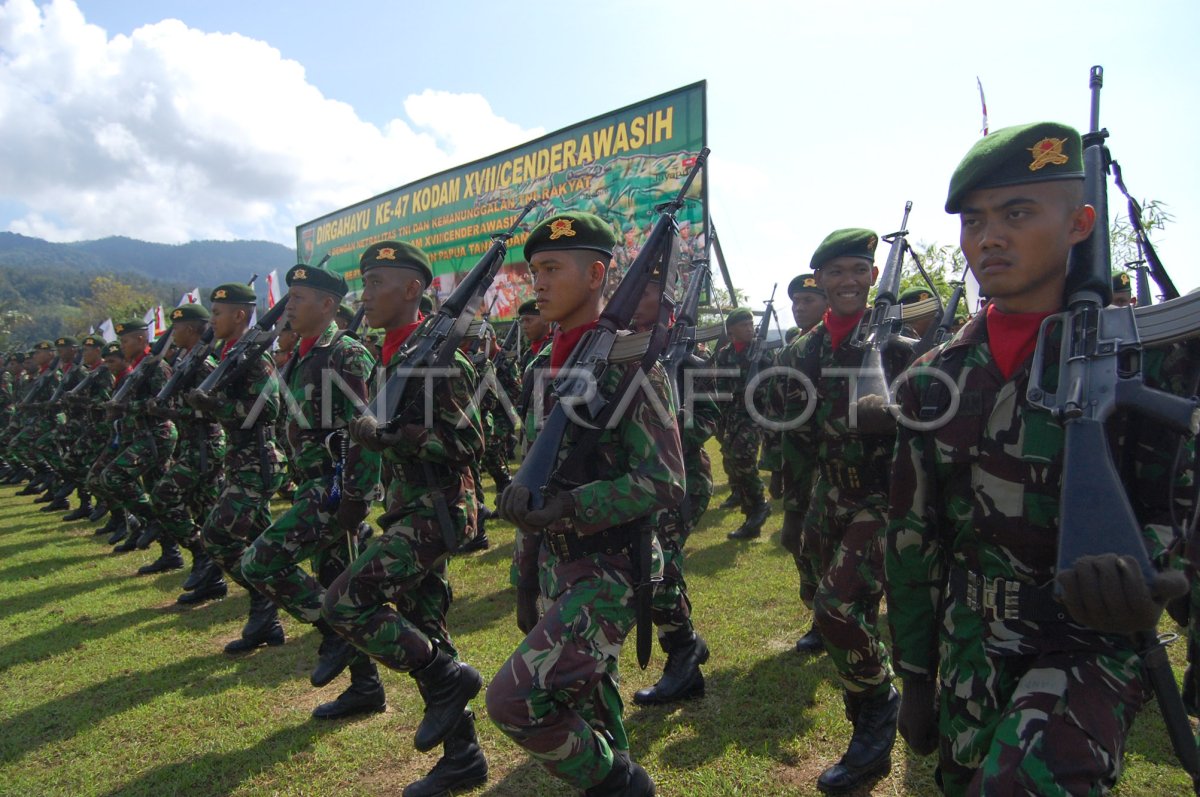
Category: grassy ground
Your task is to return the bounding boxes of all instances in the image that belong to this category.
[0,441,1194,796]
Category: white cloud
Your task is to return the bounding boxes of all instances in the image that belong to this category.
[0,0,542,244]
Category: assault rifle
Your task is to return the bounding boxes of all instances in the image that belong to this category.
[19,355,60,406]
[662,255,713,399]
[156,327,215,403]
[1130,261,1153,308]
[108,331,175,408]
[1027,65,1200,794]
[912,261,970,357]
[494,317,521,364]
[744,283,778,386]
[47,349,83,405]
[511,147,708,668]
[194,296,290,395]
[368,201,536,426]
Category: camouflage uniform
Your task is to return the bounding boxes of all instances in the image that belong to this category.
[45,360,88,484]
[199,345,284,589]
[886,314,1191,796]
[58,364,113,497]
[711,341,767,511]
[13,362,61,476]
[475,356,514,493]
[322,342,482,672]
[149,346,226,549]
[782,321,905,699]
[243,321,380,626]
[486,342,685,791]
[492,350,521,460]
[90,353,177,521]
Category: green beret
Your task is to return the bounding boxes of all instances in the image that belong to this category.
[810,228,879,270]
[210,283,257,304]
[169,303,211,323]
[524,211,617,263]
[101,342,122,357]
[114,319,148,335]
[787,273,825,298]
[287,263,348,298]
[945,121,1084,213]
[337,303,355,323]
[517,299,539,316]
[726,307,754,327]
[899,288,935,305]
[81,335,104,347]
[419,294,434,315]
[55,336,78,347]
[360,241,433,286]
[34,340,52,351]
[1112,271,1132,293]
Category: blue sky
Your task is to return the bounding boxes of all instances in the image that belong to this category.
[3,0,1197,299]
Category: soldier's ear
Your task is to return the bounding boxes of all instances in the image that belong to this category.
[1067,204,1096,246]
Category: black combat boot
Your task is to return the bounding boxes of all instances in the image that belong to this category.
[112,514,143,553]
[727,500,771,540]
[633,629,709,706]
[312,657,387,720]
[794,624,825,655]
[310,620,354,687]
[717,493,740,510]
[39,494,70,512]
[584,752,656,797]
[105,510,129,545]
[18,473,47,495]
[135,520,160,549]
[458,520,489,554]
[402,709,489,797]
[224,591,285,653]
[62,491,93,521]
[182,541,214,592]
[87,501,109,522]
[816,685,900,794]
[176,564,228,605]
[410,648,483,752]
[137,539,185,575]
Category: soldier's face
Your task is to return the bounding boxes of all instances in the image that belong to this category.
[33,350,52,367]
[210,302,249,340]
[171,323,200,349]
[360,267,423,330]
[276,329,299,352]
[103,355,124,373]
[1110,291,1133,308]
[817,257,877,317]
[286,285,335,337]
[727,318,755,345]
[519,313,548,340]
[528,250,607,328]
[119,332,146,360]
[791,292,827,329]
[82,346,102,367]
[959,181,1094,313]
[56,346,75,362]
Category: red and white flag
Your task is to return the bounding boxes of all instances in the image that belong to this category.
[266,270,281,309]
[179,287,201,305]
[977,77,989,136]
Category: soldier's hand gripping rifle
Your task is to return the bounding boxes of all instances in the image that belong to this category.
[107,331,174,410]
[47,349,83,406]
[154,326,216,405]
[19,355,60,407]
[1027,66,1200,794]
[510,147,708,668]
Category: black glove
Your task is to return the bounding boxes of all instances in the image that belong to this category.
[524,491,574,530]
[184,388,219,414]
[336,499,369,531]
[516,587,540,634]
[498,483,533,529]
[1057,553,1190,635]
[898,678,939,757]
[854,393,895,435]
[348,415,387,453]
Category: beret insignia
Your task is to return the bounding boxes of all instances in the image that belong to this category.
[172,310,183,319]
[548,219,576,241]
[115,324,126,334]
[803,277,817,288]
[376,247,397,260]
[866,236,878,255]
[293,268,307,280]
[1119,273,1130,286]
[1028,137,1069,171]
[214,289,227,299]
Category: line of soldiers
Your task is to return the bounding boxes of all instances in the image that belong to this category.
[2,118,1198,797]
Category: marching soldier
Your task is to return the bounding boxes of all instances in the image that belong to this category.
[337,241,489,797]
[182,284,287,657]
[886,121,1192,795]
[142,304,227,579]
[34,336,84,510]
[781,229,907,793]
[13,341,60,496]
[55,335,109,520]
[489,212,685,797]
[714,308,772,539]
[240,263,386,720]
[516,298,550,372]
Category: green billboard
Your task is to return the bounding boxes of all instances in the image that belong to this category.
[295,82,707,319]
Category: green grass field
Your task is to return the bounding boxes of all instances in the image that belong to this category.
[0,443,1194,796]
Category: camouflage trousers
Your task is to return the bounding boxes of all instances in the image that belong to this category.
[151,435,224,546]
[650,512,695,637]
[243,477,355,626]
[60,425,105,486]
[719,417,763,510]
[486,553,637,791]
[935,599,1146,796]
[201,458,282,592]
[88,425,178,518]
[805,481,893,696]
[322,509,458,673]
[481,432,512,493]
[34,421,64,475]
[10,418,49,471]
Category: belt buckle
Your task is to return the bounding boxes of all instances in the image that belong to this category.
[965,570,981,613]
[982,577,1018,621]
[546,530,571,560]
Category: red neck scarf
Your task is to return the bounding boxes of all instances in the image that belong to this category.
[37,363,50,374]
[220,337,241,360]
[732,340,748,354]
[529,333,549,356]
[382,318,423,366]
[985,304,1056,380]
[550,321,598,372]
[298,335,319,360]
[113,364,133,384]
[823,308,866,351]
[128,346,151,370]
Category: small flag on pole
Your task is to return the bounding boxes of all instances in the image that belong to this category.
[266,270,281,309]
[179,287,201,305]
[976,76,989,136]
[99,318,116,341]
